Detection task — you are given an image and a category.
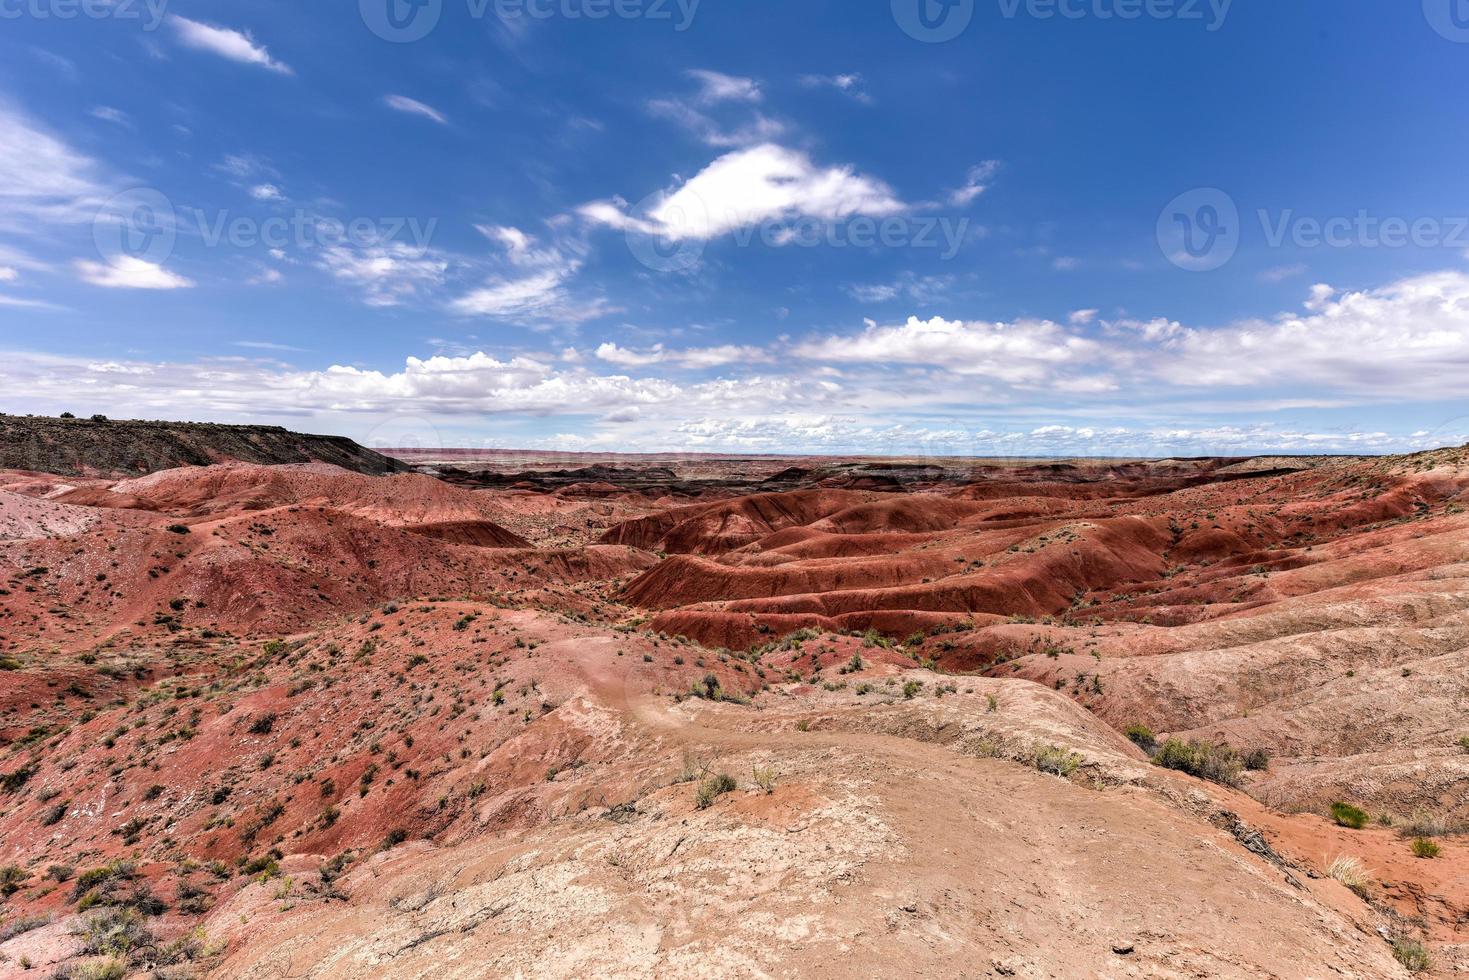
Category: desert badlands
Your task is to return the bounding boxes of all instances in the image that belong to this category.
[0,419,1467,978]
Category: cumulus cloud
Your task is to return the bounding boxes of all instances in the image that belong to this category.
[582,144,904,242]
[794,315,1105,387]
[171,17,292,74]
[1142,271,1469,396]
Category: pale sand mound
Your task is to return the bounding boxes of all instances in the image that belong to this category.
[202,676,1404,979]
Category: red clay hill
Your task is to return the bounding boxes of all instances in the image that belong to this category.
[2,441,1467,978]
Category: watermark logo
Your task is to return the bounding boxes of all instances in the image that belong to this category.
[0,0,169,30]
[360,0,442,42]
[625,192,709,273]
[998,0,1232,31]
[892,0,975,42]
[1159,188,1469,272]
[1158,188,1239,272]
[94,187,177,265]
[92,188,439,264]
[1423,0,1469,42]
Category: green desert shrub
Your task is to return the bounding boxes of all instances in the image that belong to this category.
[1330,802,1369,830]
[695,773,737,809]
[1124,724,1156,753]
[1411,837,1441,859]
[1151,739,1243,787]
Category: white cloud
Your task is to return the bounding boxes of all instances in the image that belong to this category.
[848,273,954,305]
[1052,256,1079,271]
[451,227,609,323]
[318,242,447,307]
[686,70,762,104]
[1145,271,1469,396]
[384,95,448,125]
[794,315,1104,387]
[949,161,1001,207]
[0,101,105,231]
[90,106,131,127]
[1069,308,1099,325]
[644,98,785,149]
[1260,263,1308,283]
[594,342,769,369]
[0,267,17,283]
[75,256,194,290]
[799,73,872,103]
[583,144,905,242]
[171,17,292,74]
[249,183,284,201]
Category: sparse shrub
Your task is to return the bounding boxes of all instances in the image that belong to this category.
[1124,724,1156,753]
[902,680,923,699]
[0,863,29,896]
[1326,855,1371,896]
[1411,837,1441,859]
[1152,739,1243,787]
[69,957,128,980]
[0,913,49,942]
[695,773,737,809]
[77,906,152,957]
[1330,802,1369,830]
[1033,744,1083,778]
[751,765,777,794]
[1242,748,1271,771]
[1399,810,1451,838]
[1458,735,1469,754]
[381,828,408,850]
[248,712,277,735]
[1392,936,1431,973]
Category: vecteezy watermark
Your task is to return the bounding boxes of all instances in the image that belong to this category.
[997,0,1232,29]
[894,0,1231,41]
[1159,188,1469,271]
[625,202,972,272]
[1157,188,1240,272]
[93,188,438,265]
[360,0,699,42]
[1423,0,1469,42]
[891,0,975,42]
[0,0,168,28]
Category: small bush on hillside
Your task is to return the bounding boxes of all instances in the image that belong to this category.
[1151,739,1243,787]
[1392,936,1432,973]
[1399,810,1451,838]
[1326,855,1371,896]
[1331,802,1369,830]
[1242,748,1271,771]
[695,773,737,809]
[1034,745,1083,778]
[1124,724,1156,753]
[1411,837,1441,859]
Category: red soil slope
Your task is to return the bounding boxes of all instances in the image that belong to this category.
[1,452,1466,978]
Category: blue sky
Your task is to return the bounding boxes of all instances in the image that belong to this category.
[2,0,1469,456]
